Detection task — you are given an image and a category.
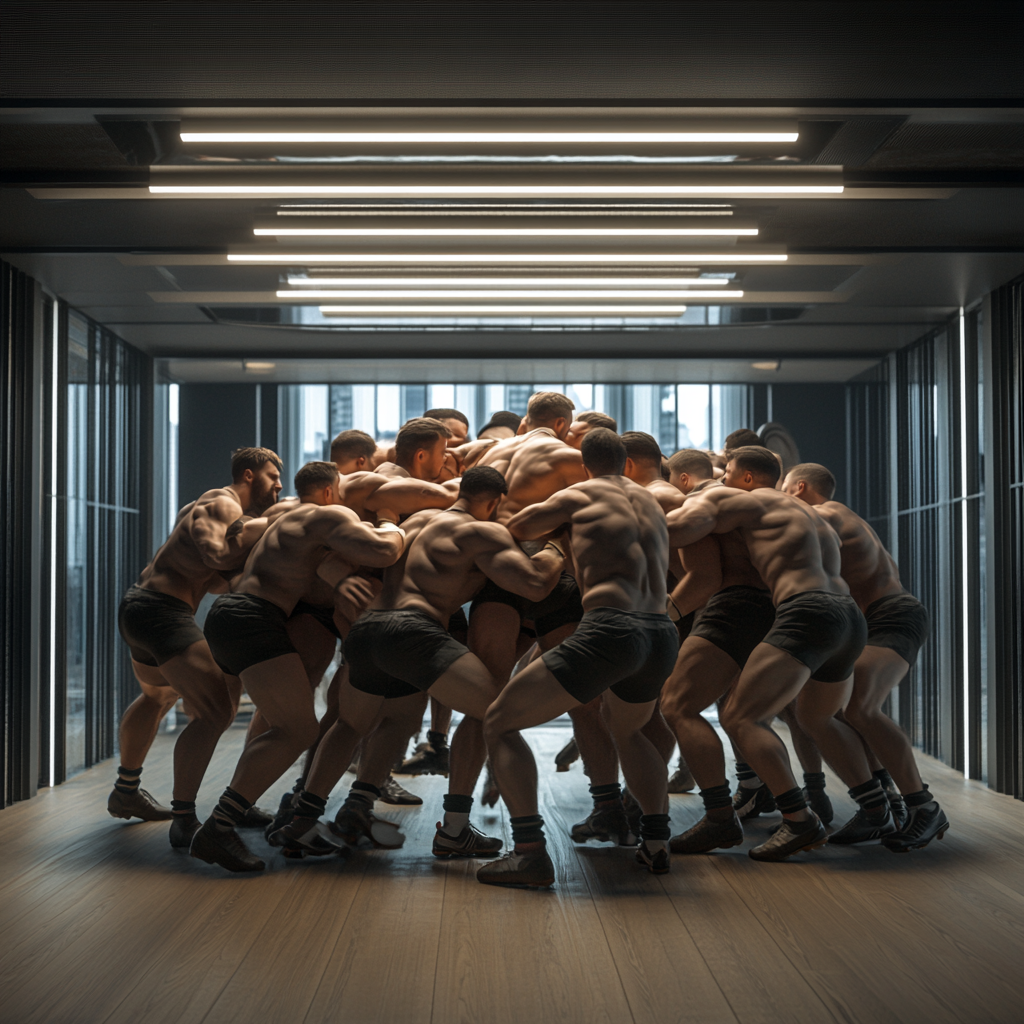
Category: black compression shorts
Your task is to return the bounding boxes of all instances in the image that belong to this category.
[691,585,776,668]
[204,593,295,676]
[542,607,679,705]
[675,609,696,644]
[117,585,206,667]
[448,605,469,645]
[470,572,584,638]
[344,610,470,699]
[763,591,867,683]
[291,599,342,639]
[865,592,930,666]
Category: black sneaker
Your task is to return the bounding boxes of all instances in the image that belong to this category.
[379,776,423,805]
[238,805,275,829]
[828,807,897,846]
[667,761,696,793]
[276,818,351,860]
[748,816,828,862]
[882,803,949,853]
[190,818,265,872]
[554,736,580,772]
[265,795,297,844]
[477,848,555,888]
[570,805,635,847]
[330,803,405,849]
[107,787,173,821]
[635,842,670,874]
[804,785,834,826]
[169,814,202,849]
[399,742,450,777]
[621,789,642,841]
[732,784,777,820]
[432,822,503,858]
[670,813,744,854]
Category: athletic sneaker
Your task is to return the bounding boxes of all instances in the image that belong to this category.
[732,783,776,820]
[432,822,503,858]
[265,795,297,844]
[378,776,423,806]
[748,816,828,862]
[670,813,744,854]
[621,789,642,842]
[330,804,405,849]
[554,736,580,772]
[882,803,950,852]
[570,805,635,846]
[804,785,834,826]
[190,819,265,872]
[169,814,202,849]
[828,807,897,845]
[237,805,275,829]
[277,819,351,860]
[667,761,696,793]
[635,842,670,874]
[887,791,910,831]
[107,787,173,821]
[399,741,449,777]
[477,848,555,888]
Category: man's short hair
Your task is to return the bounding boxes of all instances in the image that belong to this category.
[620,431,663,468]
[578,410,618,432]
[478,410,522,437]
[580,427,627,476]
[526,390,575,426]
[231,446,283,482]
[724,428,762,452]
[329,428,377,464]
[459,465,509,501]
[787,462,836,500]
[294,461,339,495]
[424,407,469,427]
[667,448,714,480]
[728,445,782,486]
[395,417,452,462]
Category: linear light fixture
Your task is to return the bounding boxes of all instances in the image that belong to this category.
[153,184,839,196]
[230,253,786,263]
[255,226,757,237]
[959,305,971,780]
[286,276,730,286]
[182,131,798,144]
[280,289,739,299]
[319,305,688,315]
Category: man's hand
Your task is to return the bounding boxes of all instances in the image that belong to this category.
[334,574,380,622]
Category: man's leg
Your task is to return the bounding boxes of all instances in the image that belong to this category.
[777,699,833,824]
[468,602,522,686]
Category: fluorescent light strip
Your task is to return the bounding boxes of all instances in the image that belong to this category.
[959,306,971,779]
[286,276,731,286]
[49,300,59,789]
[282,288,739,299]
[255,227,757,237]
[232,253,786,263]
[319,305,687,314]
[154,185,839,196]
[182,131,799,144]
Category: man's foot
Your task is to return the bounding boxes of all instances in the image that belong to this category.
[732,783,777,821]
[621,789,642,841]
[804,786,834,826]
[169,814,202,849]
[190,819,265,872]
[481,761,500,808]
[748,816,828,862]
[635,842,670,874]
[379,776,423,806]
[432,822,503,858]
[554,736,580,772]
[237,805,275,829]
[570,805,636,847]
[667,762,696,793]
[399,741,449,777]
[265,796,296,844]
[670,813,744,854]
[882,803,949,852]
[107,787,173,821]
[277,819,352,860]
[477,848,555,888]
[828,808,897,846]
[330,804,405,849]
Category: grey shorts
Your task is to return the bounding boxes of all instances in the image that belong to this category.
[865,592,930,666]
[117,585,205,667]
[542,608,680,705]
[691,586,776,668]
[204,593,295,676]
[763,591,867,683]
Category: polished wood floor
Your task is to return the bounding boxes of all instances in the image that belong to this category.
[1,719,1022,1024]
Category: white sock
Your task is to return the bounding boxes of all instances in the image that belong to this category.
[442,811,470,836]
[739,777,762,790]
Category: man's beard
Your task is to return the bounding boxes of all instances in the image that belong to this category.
[248,485,277,516]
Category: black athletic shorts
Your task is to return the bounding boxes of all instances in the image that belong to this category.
[542,607,679,705]
[204,593,296,677]
[117,585,206,667]
[675,609,696,644]
[691,585,776,668]
[448,605,469,645]
[865,592,930,666]
[291,599,342,639]
[470,572,584,638]
[344,610,469,699]
[763,591,867,683]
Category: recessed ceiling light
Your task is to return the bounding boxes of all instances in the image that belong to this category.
[279,289,739,299]
[318,305,688,315]
[152,185,839,197]
[181,131,799,144]
[229,253,787,264]
[254,226,758,237]
[751,360,780,370]
[285,276,731,286]
[243,360,277,371]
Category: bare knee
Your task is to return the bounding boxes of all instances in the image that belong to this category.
[842,699,876,732]
[483,707,508,748]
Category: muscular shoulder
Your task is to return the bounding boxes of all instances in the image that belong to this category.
[340,470,386,495]
[192,488,243,522]
[647,480,684,513]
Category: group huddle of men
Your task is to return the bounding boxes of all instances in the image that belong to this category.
[111,394,949,888]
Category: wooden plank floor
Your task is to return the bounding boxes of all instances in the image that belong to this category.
[2,719,1023,1024]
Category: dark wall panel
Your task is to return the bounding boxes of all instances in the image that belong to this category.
[770,383,849,502]
[178,384,256,502]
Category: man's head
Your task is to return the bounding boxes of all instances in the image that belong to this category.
[394,417,452,479]
[667,448,714,494]
[723,428,762,454]
[329,429,377,474]
[478,410,522,441]
[294,461,341,505]
[522,391,576,441]
[580,427,627,478]
[230,446,283,514]
[458,465,509,521]
[424,407,470,446]
[723,445,782,491]
[782,462,836,505]
[620,431,663,482]
[566,410,618,449]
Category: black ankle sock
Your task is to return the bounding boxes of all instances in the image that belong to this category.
[639,813,671,842]
[803,771,827,791]
[294,791,327,820]
[292,776,305,794]
[510,815,545,846]
[170,799,196,817]
[904,785,934,808]
[345,781,381,811]
[849,778,888,816]
[775,787,808,816]
[114,766,142,794]
[443,793,474,814]
[589,782,622,808]
[735,761,758,783]
[212,787,252,829]
[427,730,449,750]
[700,783,733,812]
[872,768,895,792]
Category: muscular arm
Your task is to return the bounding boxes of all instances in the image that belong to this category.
[364,477,455,516]
[451,438,498,469]
[189,495,249,570]
[665,488,752,548]
[669,535,723,616]
[472,525,565,602]
[506,488,588,541]
[326,516,406,568]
